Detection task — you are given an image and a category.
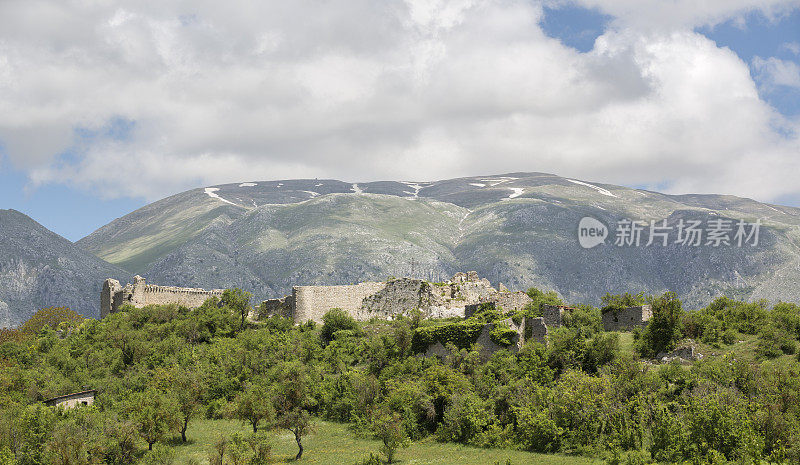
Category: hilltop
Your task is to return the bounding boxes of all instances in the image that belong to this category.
[77,172,800,309]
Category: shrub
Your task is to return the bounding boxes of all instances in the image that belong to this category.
[515,406,562,452]
[636,292,684,358]
[321,309,360,343]
[600,293,646,314]
[373,411,409,463]
[583,332,620,373]
[758,325,796,358]
[489,325,517,346]
[141,444,176,465]
[20,307,83,335]
[411,322,485,353]
[436,393,491,445]
[562,305,602,336]
[468,302,503,322]
[353,453,382,465]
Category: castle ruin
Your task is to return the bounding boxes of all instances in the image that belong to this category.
[260,271,533,325]
[101,275,224,317]
[601,305,652,331]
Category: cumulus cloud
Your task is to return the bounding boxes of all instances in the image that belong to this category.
[753,56,800,88]
[0,0,799,203]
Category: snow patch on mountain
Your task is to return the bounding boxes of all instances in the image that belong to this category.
[566,179,618,198]
[204,188,238,205]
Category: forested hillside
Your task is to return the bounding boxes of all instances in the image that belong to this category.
[2,290,800,464]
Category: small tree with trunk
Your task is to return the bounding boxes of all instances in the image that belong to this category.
[373,411,410,464]
[272,362,315,460]
[234,379,274,433]
[170,367,205,442]
[222,288,253,331]
[126,389,180,450]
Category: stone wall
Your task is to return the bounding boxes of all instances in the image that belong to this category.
[358,278,445,320]
[292,282,388,324]
[101,275,223,317]
[493,291,533,313]
[542,305,578,328]
[525,317,548,343]
[259,295,294,319]
[422,315,548,360]
[602,305,652,331]
[45,390,96,409]
[290,272,500,324]
[464,292,532,318]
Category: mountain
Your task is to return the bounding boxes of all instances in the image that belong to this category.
[76,173,800,309]
[0,209,128,327]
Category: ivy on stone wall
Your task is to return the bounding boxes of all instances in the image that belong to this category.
[489,326,517,346]
[411,321,485,353]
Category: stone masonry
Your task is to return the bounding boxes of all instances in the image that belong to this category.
[101,275,224,317]
[601,305,652,331]
[281,272,531,324]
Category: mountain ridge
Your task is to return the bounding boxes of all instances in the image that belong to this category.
[0,209,129,327]
[75,172,800,310]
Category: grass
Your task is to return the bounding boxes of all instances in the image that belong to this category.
[170,419,601,465]
[615,332,635,357]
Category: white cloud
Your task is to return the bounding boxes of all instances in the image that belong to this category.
[0,0,799,204]
[753,56,800,88]
[568,0,800,29]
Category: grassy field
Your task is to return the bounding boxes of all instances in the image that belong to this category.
[169,419,601,465]
[615,332,635,358]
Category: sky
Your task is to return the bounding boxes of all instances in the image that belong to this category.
[0,0,799,241]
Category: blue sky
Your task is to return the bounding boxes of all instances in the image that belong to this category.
[1,1,799,242]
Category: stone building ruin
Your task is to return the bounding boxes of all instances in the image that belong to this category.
[101,275,224,317]
[601,305,652,331]
[260,271,533,325]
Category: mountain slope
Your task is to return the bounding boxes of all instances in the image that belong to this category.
[77,173,800,308]
[0,209,128,327]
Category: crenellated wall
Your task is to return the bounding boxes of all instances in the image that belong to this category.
[101,275,223,317]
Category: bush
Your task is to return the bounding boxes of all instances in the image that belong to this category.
[20,307,83,335]
[758,325,796,358]
[583,332,620,373]
[515,406,562,452]
[436,393,491,445]
[373,412,409,463]
[489,325,517,346]
[141,444,176,465]
[468,302,503,322]
[600,293,646,314]
[636,292,684,358]
[321,309,360,343]
[562,305,602,336]
[411,321,485,353]
[353,453,382,465]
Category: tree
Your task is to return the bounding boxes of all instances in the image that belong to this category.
[600,292,646,313]
[373,412,409,463]
[126,389,180,450]
[636,292,685,358]
[222,288,253,330]
[161,367,205,442]
[272,362,315,460]
[524,288,564,316]
[12,404,56,465]
[20,307,83,335]
[320,308,360,343]
[233,380,274,433]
